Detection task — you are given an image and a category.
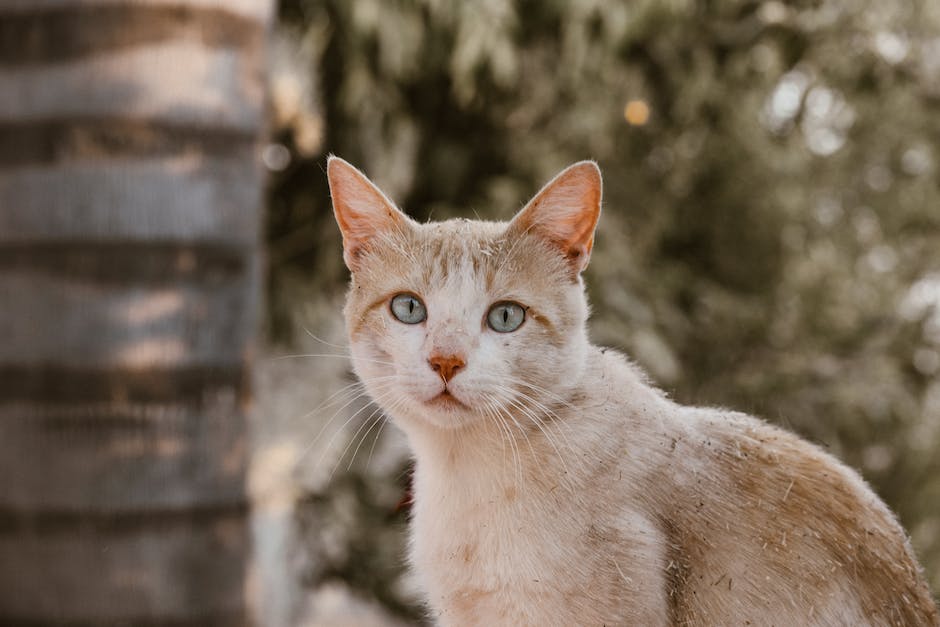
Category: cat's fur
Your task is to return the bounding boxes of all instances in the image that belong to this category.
[327,156,939,626]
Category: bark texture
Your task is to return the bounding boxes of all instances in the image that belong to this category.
[0,1,270,623]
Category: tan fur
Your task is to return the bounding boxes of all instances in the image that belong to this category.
[327,157,940,626]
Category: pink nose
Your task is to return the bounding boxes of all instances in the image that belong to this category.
[428,354,465,383]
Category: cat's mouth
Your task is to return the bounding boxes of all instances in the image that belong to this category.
[428,389,468,409]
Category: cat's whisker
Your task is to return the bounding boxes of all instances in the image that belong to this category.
[489,400,529,488]
[347,389,410,474]
[301,326,351,351]
[493,381,583,457]
[334,383,412,477]
[298,379,399,473]
[296,397,374,472]
[499,374,579,411]
[363,390,415,472]
[291,388,373,469]
[482,396,523,488]
[478,397,511,475]
[365,408,394,471]
[502,386,582,457]
[319,374,396,409]
[482,374,581,445]
[498,378,579,419]
[315,384,398,476]
[306,379,369,416]
[336,401,389,477]
[488,384,584,483]
[488,399,520,484]
[266,352,397,368]
[489,401,512,464]
[504,394,577,481]
[487,397,523,482]
[293,376,399,462]
[498,398,539,461]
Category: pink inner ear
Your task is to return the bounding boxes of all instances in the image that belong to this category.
[327,157,408,269]
[511,161,602,273]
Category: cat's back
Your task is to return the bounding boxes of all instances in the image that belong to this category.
[637,399,939,625]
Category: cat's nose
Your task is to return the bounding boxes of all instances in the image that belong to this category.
[428,353,465,383]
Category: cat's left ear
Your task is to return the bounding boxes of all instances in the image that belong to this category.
[327,156,412,271]
[508,161,602,274]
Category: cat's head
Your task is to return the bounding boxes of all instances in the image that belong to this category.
[328,157,601,433]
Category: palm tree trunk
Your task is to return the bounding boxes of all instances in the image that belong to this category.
[0,1,271,624]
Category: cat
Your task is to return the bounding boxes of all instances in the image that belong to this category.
[326,156,939,626]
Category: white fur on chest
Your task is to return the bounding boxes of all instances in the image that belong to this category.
[411,470,563,592]
[406,435,671,627]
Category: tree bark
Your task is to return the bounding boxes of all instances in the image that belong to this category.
[0,1,271,624]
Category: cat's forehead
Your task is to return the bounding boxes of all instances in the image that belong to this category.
[414,217,508,256]
[355,215,566,296]
[408,218,511,292]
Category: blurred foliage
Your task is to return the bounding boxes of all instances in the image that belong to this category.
[295,472,418,618]
[266,0,940,608]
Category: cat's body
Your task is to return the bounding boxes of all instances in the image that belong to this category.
[326,157,939,626]
[409,350,931,625]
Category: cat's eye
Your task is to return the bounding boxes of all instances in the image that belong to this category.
[487,302,525,333]
[390,293,427,324]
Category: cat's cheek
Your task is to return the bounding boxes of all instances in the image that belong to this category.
[348,340,388,387]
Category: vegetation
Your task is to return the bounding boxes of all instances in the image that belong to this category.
[265,0,940,614]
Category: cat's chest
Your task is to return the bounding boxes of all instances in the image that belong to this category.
[407,478,667,627]
[409,479,584,591]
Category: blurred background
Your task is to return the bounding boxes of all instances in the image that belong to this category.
[1,0,938,625]
[259,0,940,619]
[261,0,940,622]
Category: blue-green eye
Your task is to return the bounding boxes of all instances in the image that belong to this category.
[390,293,427,324]
[487,302,525,333]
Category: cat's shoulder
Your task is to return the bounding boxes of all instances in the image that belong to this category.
[587,346,875,494]
[590,345,670,398]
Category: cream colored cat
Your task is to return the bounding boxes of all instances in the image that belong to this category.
[326,156,939,626]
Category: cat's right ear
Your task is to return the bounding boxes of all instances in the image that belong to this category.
[327,156,411,271]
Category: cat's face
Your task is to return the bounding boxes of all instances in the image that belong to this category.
[328,158,601,432]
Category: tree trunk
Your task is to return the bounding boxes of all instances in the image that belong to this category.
[0,1,271,624]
